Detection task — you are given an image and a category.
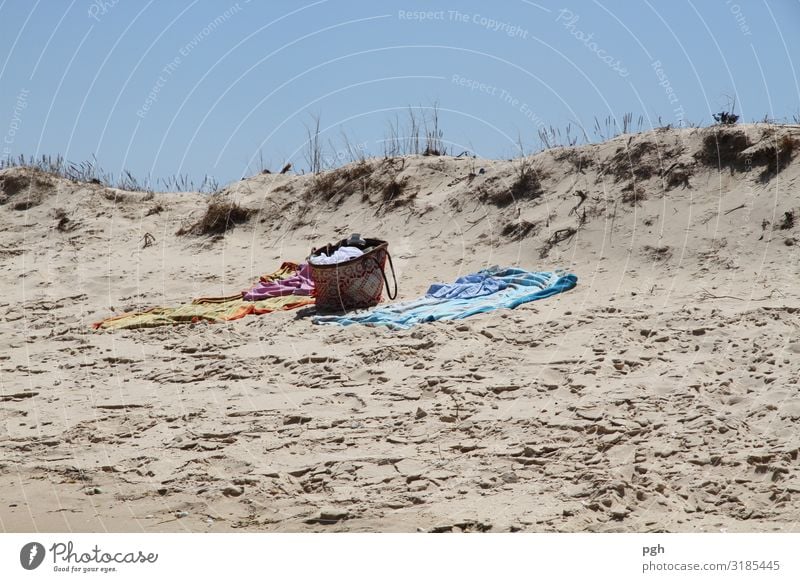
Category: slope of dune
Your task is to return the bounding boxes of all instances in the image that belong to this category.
[1,124,799,532]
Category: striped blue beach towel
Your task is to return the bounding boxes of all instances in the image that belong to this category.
[312,267,577,330]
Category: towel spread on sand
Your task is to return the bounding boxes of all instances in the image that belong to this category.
[426,269,509,299]
[242,262,314,300]
[93,262,314,331]
[312,267,578,330]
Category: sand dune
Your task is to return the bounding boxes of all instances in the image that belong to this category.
[1,124,799,532]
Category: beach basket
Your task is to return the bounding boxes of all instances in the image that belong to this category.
[308,237,397,313]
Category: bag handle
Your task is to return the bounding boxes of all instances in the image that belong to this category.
[379,251,398,300]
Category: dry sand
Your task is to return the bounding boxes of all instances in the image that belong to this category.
[1,124,799,533]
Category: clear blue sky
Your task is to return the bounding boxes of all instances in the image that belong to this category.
[1,0,798,187]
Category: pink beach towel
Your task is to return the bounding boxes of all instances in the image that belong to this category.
[243,262,314,301]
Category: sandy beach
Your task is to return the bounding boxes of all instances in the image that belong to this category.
[1,124,799,533]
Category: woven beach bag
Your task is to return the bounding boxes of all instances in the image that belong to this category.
[308,237,397,312]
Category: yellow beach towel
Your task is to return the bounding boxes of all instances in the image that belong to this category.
[93,262,314,330]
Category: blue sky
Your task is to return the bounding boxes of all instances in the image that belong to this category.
[1,0,798,187]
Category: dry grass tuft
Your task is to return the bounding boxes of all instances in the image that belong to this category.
[694,128,797,180]
[145,203,165,216]
[501,219,538,241]
[304,160,374,203]
[300,159,416,212]
[755,134,798,181]
[177,198,253,236]
[381,176,413,208]
[695,129,749,169]
[510,166,544,200]
[779,210,794,231]
[0,170,53,210]
[664,164,691,189]
[539,226,576,258]
[54,207,77,232]
[0,173,31,198]
[554,148,594,173]
[603,141,657,182]
[779,134,797,157]
[643,244,672,261]
[621,183,648,206]
[482,162,545,207]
